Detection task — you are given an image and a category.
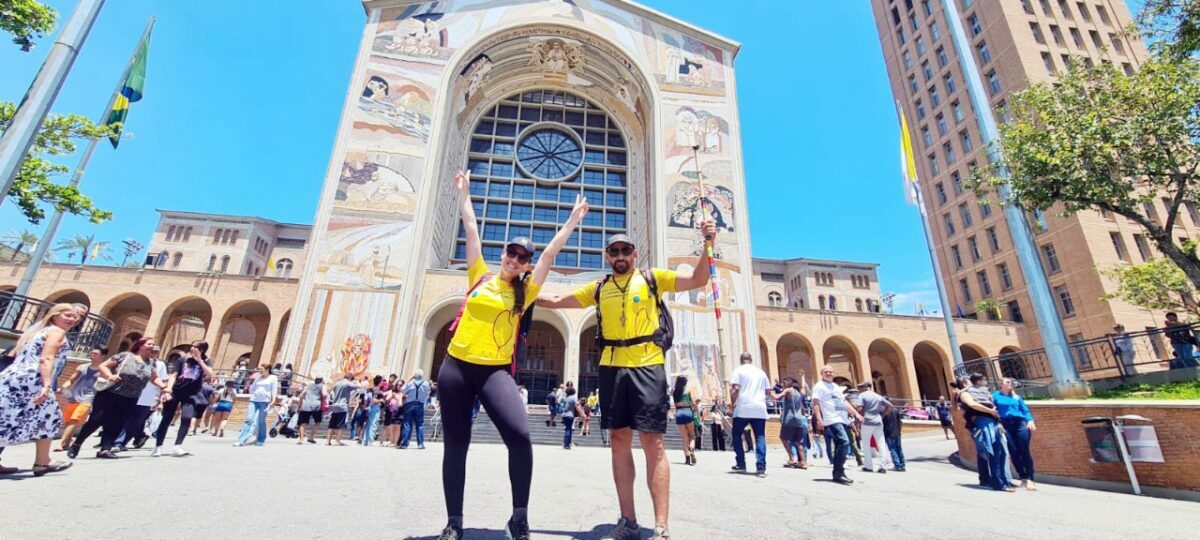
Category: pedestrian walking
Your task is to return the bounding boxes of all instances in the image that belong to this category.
[812,366,863,484]
[327,372,356,446]
[881,396,906,472]
[729,353,770,477]
[994,378,1036,490]
[68,337,168,459]
[209,380,236,437]
[853,380,893,474]
[1164,312,1200,368]
[234,364,278,447]
[545,386,559,427]
[707,405,726,452]
[279,363,294,394]
[152,341,214,457]
[580,390,594,437]
[0,303,83,476]
[936,396,953,440]
[538,215,718,540]
[400,369,431,449]
[770,377,809,469]
[361,376,383,446]
[55,346,107,453]
[671,375,699,465]
[561,386,581,449]
[383,382,404,447]
[296,378,326,444]
[432,169,586,540]
[958,374,1013,492]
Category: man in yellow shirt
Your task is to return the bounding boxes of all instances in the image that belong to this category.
[537,222,717,540]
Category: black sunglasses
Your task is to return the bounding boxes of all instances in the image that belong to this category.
[606,245,634,257]
[505,245,532,263]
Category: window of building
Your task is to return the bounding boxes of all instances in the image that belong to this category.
[952,100,965,123]
[986,71,1002,95]
[1070,27,1084,47]
[929,153,941,175]
[922,60,934,81]
[219,255,230,273]
[1030,22,1045,44]
[916,36,927,56]
[1040,0,1051,15]
[977,270,993,297]
[1143,201,1161,224]
[951,245,964,268]
[230,230,240,244]
[930,22,941,41]
[968,14,981,36]
[1122,62,1134,76]
[183,227,192,242]
[1008,299,1024,322]
[1059,0,1073,20]
[980,198,992,218]
[944,142,956,164]
[168,225,176,241]
[960,278,973,302]
[960,130,973,153]
[1056,285,1076,316]
[976,42,992,64]
[1186,202,1200,227]
[1032,208,1048,232]
[936,113,948,135]
[908,74,919,94]
[1042,243,1061,273]
[457,90,625,270]
[944,72,957,94]
[767,291,783,307]
[1076,2,1091,22]
[986,227,1000,252]
[921,126,933,148]
[936,46,949,68]
[910,13,920,31]
[1021,0,1034,14]
[922,0,933,16]
[944,213,956,236]
[960,203,973,227]
[998,263,1013,290]
[1050,24,1064,46]
[1110,232,1129,262]
[903,50,914,70]
[1042,52,1057,75]
[171,252,182,268]
[212,228,223,244]
[916,99,927,119]
[275,258,294,278]
[856,298,864,312]
[206,255,216,271]
[951,171,964,194]
[969,236,982,260]
[936,182,948,204]
[930,85,941,107]
[1089,29,1103,50]
[1109,33,1125,55]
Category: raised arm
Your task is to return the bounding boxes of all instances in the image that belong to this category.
[454,170,482,267]
[674,220,719,292]
[531,194,588,287]
[536,291,583,309]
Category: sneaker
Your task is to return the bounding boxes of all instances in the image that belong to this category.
[730,465,746,472]
[114,444,129,453]
[756,470,767,478]
[505,517,530,540]
[151,447,163,457]
[876,468,887,474]
[437,523,463,540]
[172,447,191,457]
[66,445,80,459]
[652,526,671,539]
[605,517,640,540]
[834,475,854,485]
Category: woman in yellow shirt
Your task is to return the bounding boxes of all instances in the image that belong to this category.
[436,169,587,540]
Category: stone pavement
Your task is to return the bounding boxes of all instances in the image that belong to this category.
[0,431,1193,539]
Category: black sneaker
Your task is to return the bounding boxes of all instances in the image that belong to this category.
[834,475,854,485]
[66,445,80,459]
[730,465,746,472]
[605,516,640,540]
[437,523,463,540]
[755,470,767,478]
[505,517,530,540]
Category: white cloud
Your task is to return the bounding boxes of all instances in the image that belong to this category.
[886,280,945,315]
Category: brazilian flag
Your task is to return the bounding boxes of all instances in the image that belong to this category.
[104,24,152,148]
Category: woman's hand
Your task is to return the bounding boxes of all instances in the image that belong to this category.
[32,387,51,405]
[569,193,589,223]
[1027,421,1036,432]
[454,169,471,199]
[107,374,122,383]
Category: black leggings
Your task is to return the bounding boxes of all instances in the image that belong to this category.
[73,391,138,451]
[438,355,532,519]
[154,399,198,447]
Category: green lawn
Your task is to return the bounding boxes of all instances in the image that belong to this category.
[1090,379,1200,400]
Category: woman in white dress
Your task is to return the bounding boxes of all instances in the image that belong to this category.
[0,303,84,476]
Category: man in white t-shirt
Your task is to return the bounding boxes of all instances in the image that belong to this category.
[120,346,169,450]
[811,365,863,485]
[728,352,770,477]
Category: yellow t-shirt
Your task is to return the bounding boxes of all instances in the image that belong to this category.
[573,269,677,368]
[447,258,542,366]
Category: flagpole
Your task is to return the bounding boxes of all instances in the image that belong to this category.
[0,0,107,206]
[14,17,155,298]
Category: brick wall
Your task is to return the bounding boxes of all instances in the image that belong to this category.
[952,400,1200,492]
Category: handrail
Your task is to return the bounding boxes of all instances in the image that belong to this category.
[0,290,114,355]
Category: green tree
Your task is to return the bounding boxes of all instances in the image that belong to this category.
[974,299,1002,321]
[2,228,38,259]
[1138,0,1200,59]
[1102,257,1200,319]
[0,0,56,51]
[54,233,109,264]
[971,58,1200,288]
[0,102,118,224]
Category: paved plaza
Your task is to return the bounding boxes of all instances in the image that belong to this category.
[0,432,1193,539]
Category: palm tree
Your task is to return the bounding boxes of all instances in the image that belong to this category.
[54,234,111,265]
[2,229,39,260]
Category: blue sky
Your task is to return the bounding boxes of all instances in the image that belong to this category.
[0,0,1137,313]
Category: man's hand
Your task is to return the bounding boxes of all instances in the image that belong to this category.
[454,169,471,199]
[699,219,717,240]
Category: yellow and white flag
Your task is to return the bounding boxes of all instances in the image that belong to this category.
[898,101,923,213]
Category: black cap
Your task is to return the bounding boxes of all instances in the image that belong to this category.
[606,233,636,249]
[505,237,535,256]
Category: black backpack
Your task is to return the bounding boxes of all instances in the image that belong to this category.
[593,268,674,354]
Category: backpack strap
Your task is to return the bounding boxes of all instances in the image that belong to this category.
[594,270,664,349]
[448,272,492,333]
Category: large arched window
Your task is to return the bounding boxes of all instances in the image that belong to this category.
[455,89,628,270]
[219,255,230,273]
[767,291,782,307]
[276,258,294,278]
[206,255,216,271]
[171,253,182,268]
[818,295,827,310]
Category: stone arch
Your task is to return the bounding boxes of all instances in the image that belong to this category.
[213,300,272,371]
[99,293,152,354]
[271,309,292,366]
[868,338,911,399]
[521,311,569,405]
[822,335,860,384]
[578,310,600,399]
[421,297,468,382]
[776,333,815,384]
[46,289,90,308]
[156,296,213,353]
[998,345,1026,379]
[913,341,951,402]
[960,343,987,361]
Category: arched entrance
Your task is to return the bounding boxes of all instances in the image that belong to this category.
[213,300,271,370]
[157,296,213,353]
[100,293,152,354]
[518,320,566,405]
[822,336,860,385]
[913,341,950,401]
[46,289,90,308]
[579,324,600,399]
[960,343,987,362]
[867,338,910,399]
[271,310,292,366]
[998,345,1025,379]
[776,333,815,384]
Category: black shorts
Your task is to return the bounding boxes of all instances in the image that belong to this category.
[297,410,323,426]
[328,411,348,430]
[599,364,668,433]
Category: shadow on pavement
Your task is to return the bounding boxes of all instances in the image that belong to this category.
[404,524,650,540]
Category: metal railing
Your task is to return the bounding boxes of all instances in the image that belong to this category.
[0,290,113,356]
[954,321,1200,391]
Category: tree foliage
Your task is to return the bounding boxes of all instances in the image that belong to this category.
[0,102,118,224]
[971,58,1200,289]
[54,233,109,264]
[0,0,55,51]
[2,228,37,259]
[1138,0,1200,60]
[1102,257,1200,319]
[974,299,1002,320]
